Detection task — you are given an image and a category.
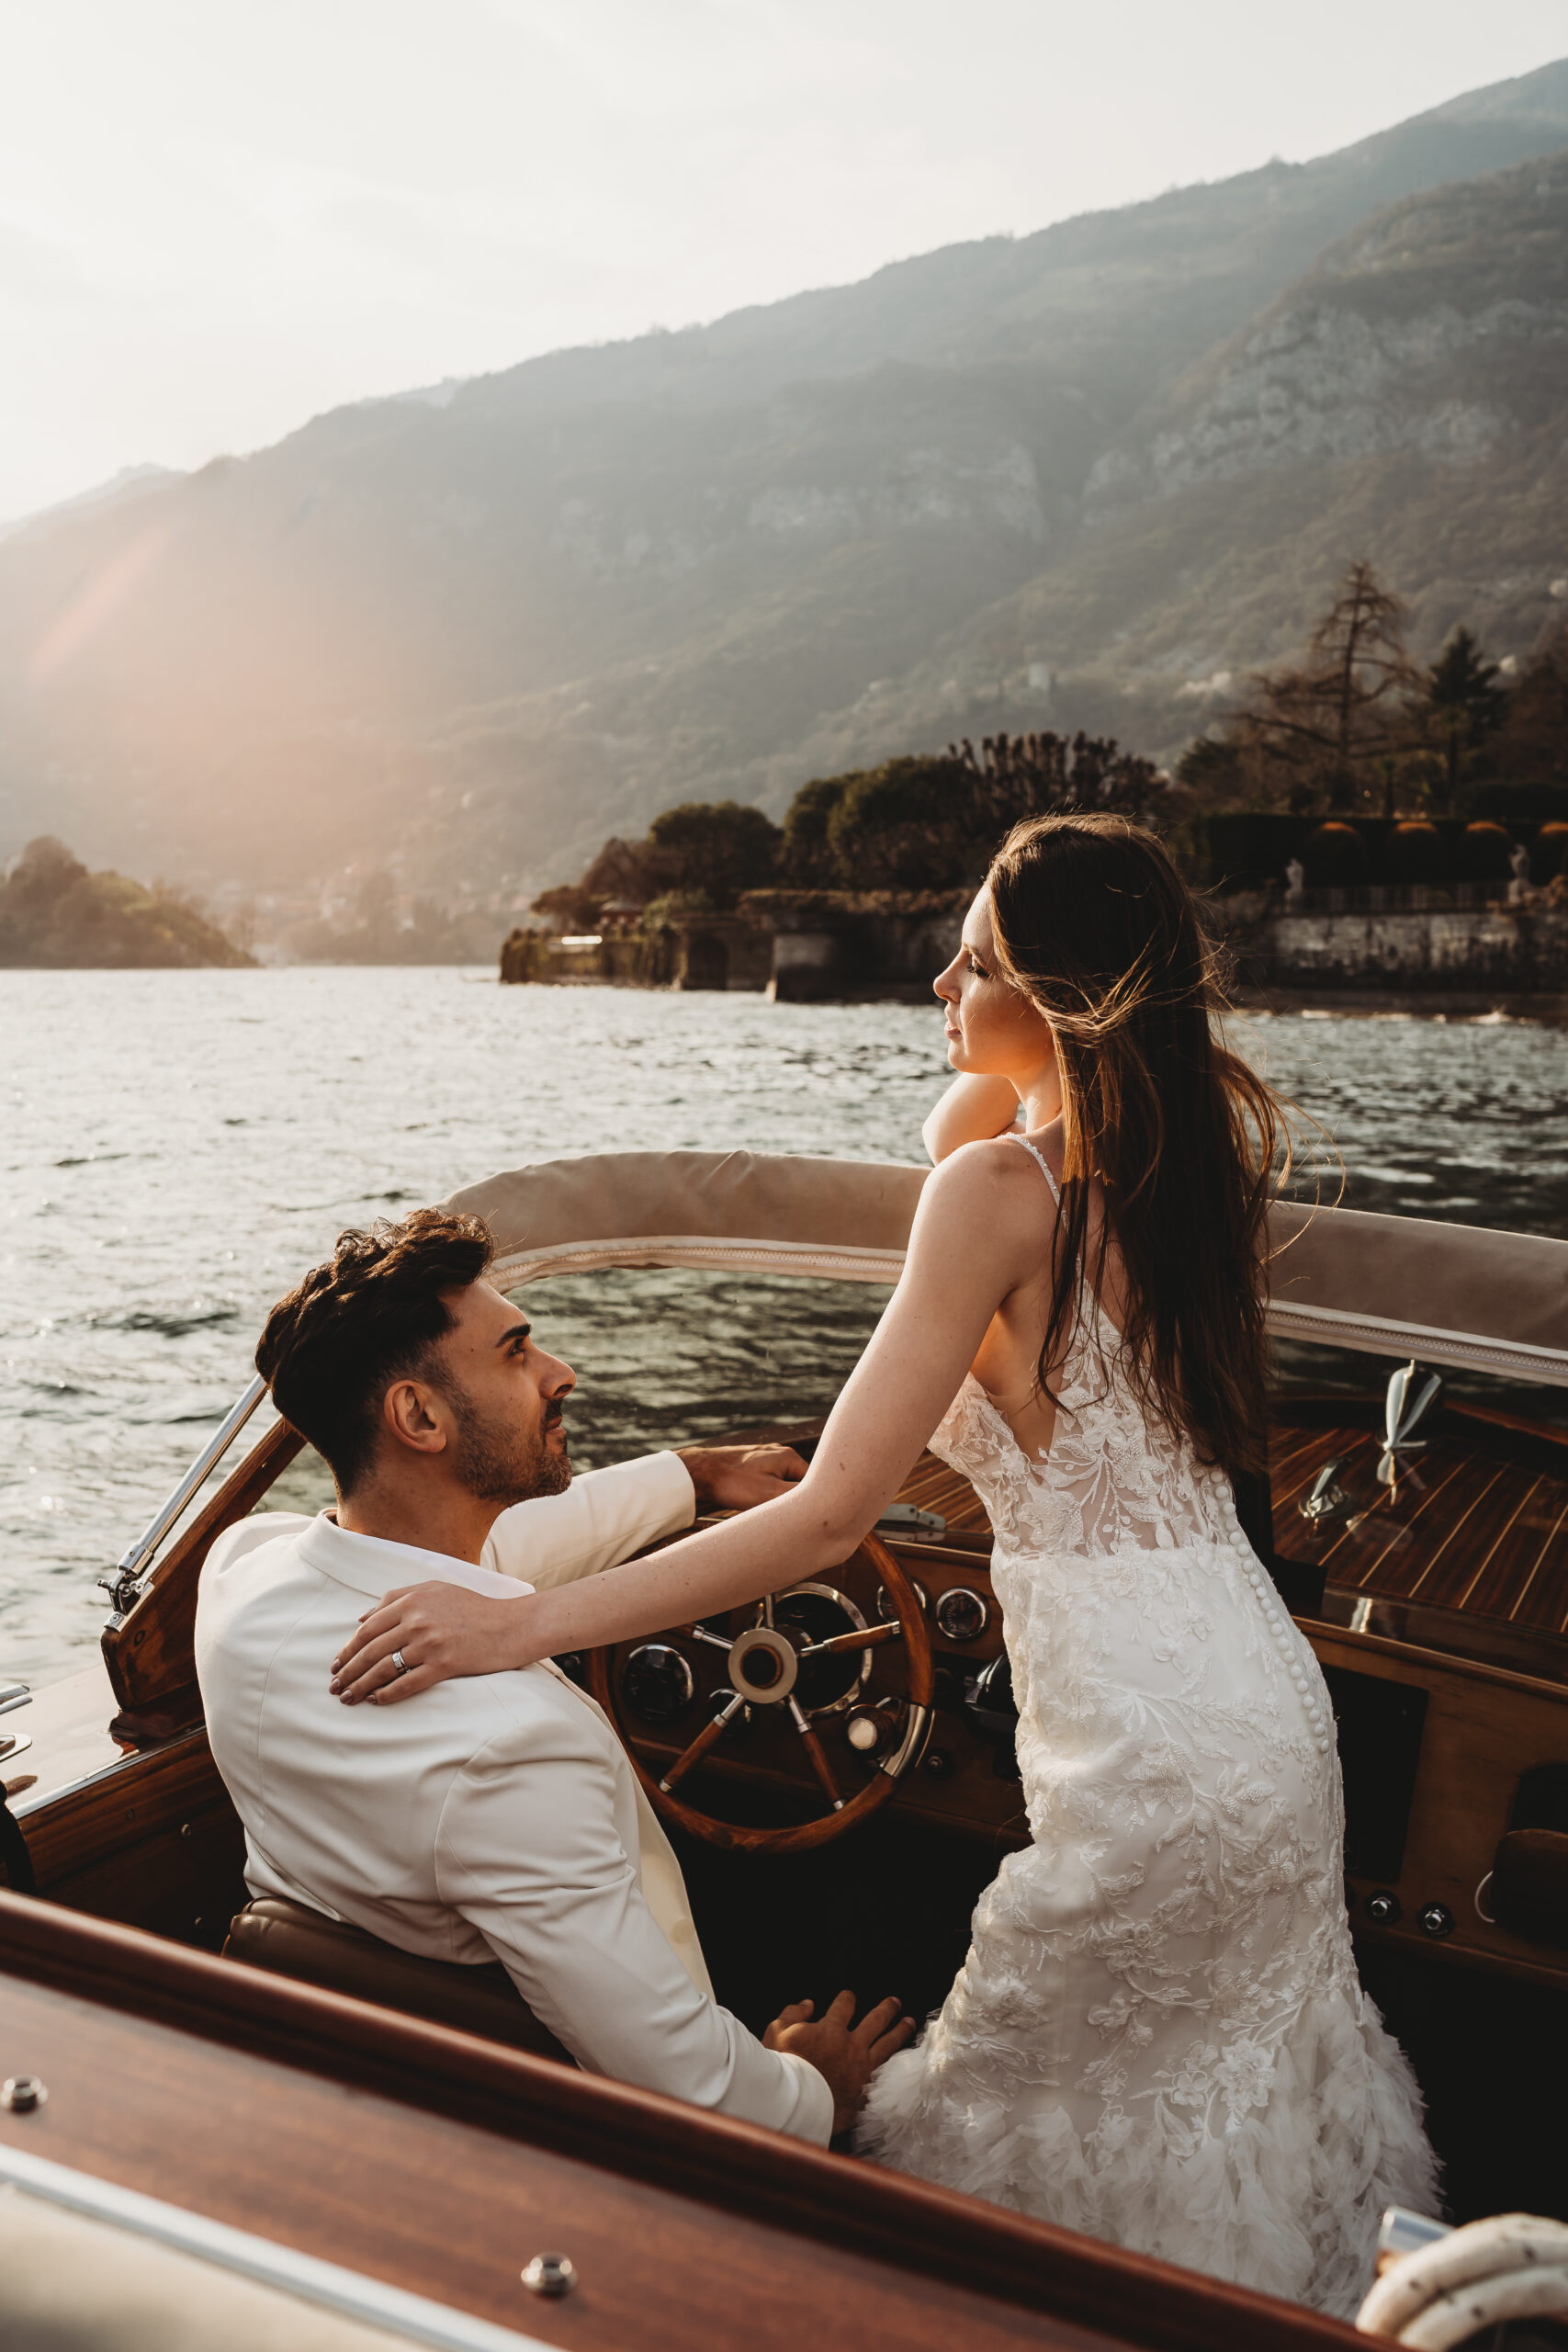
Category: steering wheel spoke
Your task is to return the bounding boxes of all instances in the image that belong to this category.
[795,1619,901,1664]
[677,1623,734,1655]
[658,1691,745,1794]
[788,1695,844,1813]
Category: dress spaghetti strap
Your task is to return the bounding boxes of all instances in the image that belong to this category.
[1006,1130,1060,1204]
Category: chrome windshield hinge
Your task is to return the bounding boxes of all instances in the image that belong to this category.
[98,1554,149,1625]
[875,1503,948,1542]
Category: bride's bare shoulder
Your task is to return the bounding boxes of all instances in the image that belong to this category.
[919,1133,1061,1234]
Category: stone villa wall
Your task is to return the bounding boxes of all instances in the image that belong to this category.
[502,898,1568,1002]
[1231,904,1568,995]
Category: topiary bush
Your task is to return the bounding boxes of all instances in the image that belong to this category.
[1461,820,1514,881]
[1386,821,1446,885]
[1535,820,1568,880]
[779,775,857,886]
[1303,822,1367,888]
[824,756,974,890]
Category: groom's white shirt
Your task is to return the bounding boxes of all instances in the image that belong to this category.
[196,1451,832,2143]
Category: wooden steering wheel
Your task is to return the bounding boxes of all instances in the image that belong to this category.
[587,1532,934,1854]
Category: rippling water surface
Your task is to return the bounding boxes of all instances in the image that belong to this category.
[4,968,1566,1689]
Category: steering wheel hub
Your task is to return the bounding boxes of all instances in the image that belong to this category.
[726,1624,799,1705]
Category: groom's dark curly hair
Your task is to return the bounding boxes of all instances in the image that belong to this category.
[256,1208,494,1494]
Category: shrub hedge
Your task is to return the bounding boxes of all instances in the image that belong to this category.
[1185,804,1568,890]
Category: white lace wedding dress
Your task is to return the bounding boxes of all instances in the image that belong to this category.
[857,1136,1438,2316]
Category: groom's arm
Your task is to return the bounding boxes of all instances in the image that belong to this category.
[481,1453,696,1591]
[436,1713,834,2143]
[481,1444,808,1593]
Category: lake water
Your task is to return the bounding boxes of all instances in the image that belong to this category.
[5,967,1567,1691]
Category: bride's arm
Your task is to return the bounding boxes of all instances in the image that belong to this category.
[333,1143,1042,1702]
[921,1074,1020,1164]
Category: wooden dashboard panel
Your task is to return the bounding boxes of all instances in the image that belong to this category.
[1302,1619,1568,1984]
[608,1427,1568,1990]
[18,1406,1568,2002]
[610,1527,1030,1848]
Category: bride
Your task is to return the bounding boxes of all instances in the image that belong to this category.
[333,812,1437,2313]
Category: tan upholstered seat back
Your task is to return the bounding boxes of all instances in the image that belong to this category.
[224,1897,572,2065]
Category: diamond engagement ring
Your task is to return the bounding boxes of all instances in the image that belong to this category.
[391,1648,409,1676]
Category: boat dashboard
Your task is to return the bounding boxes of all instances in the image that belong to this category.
[589,1396,1568,1993]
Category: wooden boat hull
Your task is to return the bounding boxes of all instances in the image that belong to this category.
[0,1890,1356,2352]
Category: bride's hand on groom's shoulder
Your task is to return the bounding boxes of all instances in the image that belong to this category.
[329,1582,536,1706]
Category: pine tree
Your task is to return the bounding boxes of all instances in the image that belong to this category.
[1420,627,1510,810]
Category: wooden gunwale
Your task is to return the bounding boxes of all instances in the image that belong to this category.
[0,1891,1356,2352]
[1292,1611,1568,1713]
[18,1727,217,1883]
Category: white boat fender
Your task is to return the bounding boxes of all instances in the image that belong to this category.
[1358,2212,1568,2347]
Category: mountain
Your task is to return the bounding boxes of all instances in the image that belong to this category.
[838,144,1568,778]
[1,59,1566,904]
[0,463,178,546]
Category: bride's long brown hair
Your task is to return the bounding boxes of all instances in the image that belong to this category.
[987,811,1284,1477]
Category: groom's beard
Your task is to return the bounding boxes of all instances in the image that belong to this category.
[443,1375,571,1507]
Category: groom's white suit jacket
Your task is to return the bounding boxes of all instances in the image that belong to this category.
[196,1452,832,2144]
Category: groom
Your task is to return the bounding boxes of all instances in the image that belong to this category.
[196,1207,910,2145]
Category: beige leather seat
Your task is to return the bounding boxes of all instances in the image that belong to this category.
[224,1897,572,2064]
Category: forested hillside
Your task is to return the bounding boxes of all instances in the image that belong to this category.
[0,58,1564,903]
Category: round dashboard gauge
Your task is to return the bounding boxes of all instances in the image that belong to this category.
[773,1584,872,1716]
[876,1577,928,1622]
[934,1586,989,1644]
[622,1643,695,1724]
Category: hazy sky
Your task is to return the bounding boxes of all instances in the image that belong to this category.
[2,1,1564,522]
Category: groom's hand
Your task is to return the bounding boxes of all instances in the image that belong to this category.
[764,1990,915,2135]
[678,1442,809,1511]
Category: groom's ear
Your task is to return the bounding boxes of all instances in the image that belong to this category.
[379,1374,452,1461]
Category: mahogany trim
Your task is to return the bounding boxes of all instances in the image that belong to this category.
[0,1890,1356,2352]
[1300,1612,1568,1707]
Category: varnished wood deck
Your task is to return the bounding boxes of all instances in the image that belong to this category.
[894,1451,993,1537]
[1269,1413,1568,1634]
